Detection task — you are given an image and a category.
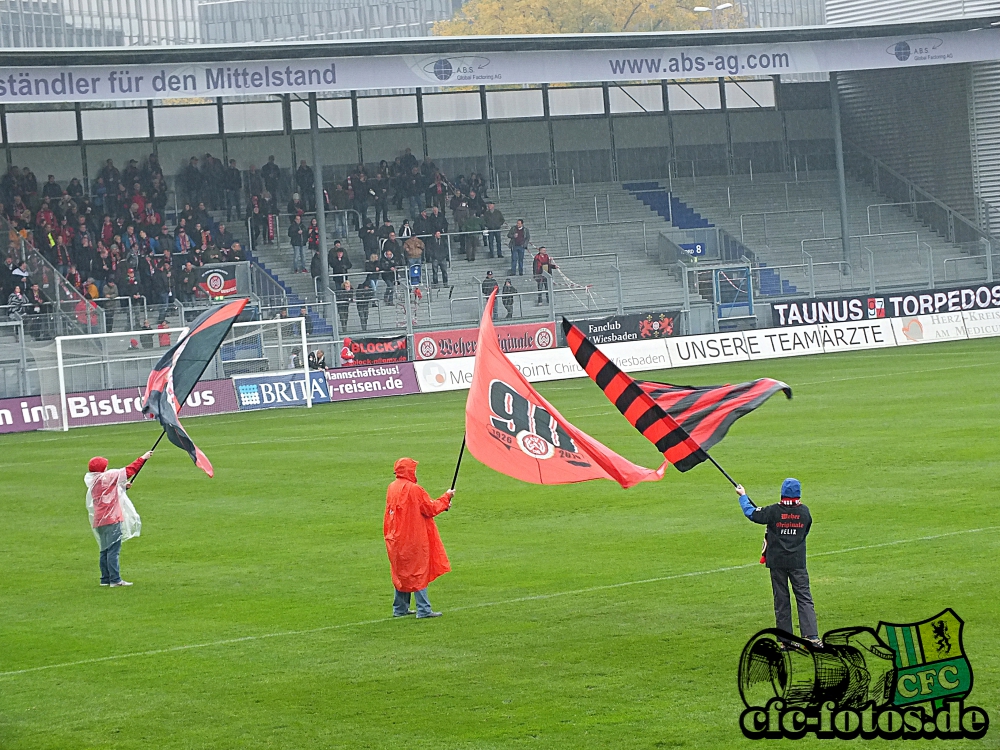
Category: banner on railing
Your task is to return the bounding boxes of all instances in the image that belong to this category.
[343,334,409,365]
[414,322,556,360]
[0,379,237,433]
[771,283,1000,327]
[568,312,679,345]
[325,363,420,402]
[198,264,242,298]
[233,371,329,410]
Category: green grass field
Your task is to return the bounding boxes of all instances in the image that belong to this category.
[2,339,998,749]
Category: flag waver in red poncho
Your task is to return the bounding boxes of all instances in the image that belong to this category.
[465,291,667,488]
[384,458,452,592]
[142,299,248,477]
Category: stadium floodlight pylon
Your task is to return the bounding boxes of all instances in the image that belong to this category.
[50,316,309,431]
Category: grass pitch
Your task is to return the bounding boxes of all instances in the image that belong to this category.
[1,339,998,749]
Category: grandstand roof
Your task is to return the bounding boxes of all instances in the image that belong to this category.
[2,16,997,67]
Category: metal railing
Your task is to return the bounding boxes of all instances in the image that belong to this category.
[739,209,828,244]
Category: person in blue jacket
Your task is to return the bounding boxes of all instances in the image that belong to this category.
[736,478,821,648]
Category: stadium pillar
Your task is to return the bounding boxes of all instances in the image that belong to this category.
[830,72,851,266]
[481,87,495,190]
[416,88,428,159]
[542,84,557,185]
[310,93,332,321]
[0,105,10,170]
[75,103,88,194]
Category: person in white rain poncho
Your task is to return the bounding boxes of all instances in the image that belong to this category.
[85,451,153,587]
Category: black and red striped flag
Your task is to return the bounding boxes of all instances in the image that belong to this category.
[562,319,708,471]
[142,299,248,477]
[562,319,791,474]
[634,378,791,452]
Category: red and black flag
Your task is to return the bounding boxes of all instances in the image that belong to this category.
[634,379,791,452]
[562,319,791,472]
[562,319,708,471]
[142,299,248,477]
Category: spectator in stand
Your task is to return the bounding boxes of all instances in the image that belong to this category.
[329,243,352,287]
[429,205,448,236]
[501,278,517,319]
[288,214,307,274]
[359,219,379,260]
[287,193,306,216]
[381,231,403,266]
[483,202,505,258]
[307,218,320,257]
[228,241,245,262]
[42,175,62,201]
[246,164,264,202]
[461,211,484,262]
[355,279,374,332]
[533,246,556,305]
[310,247,323,288]
[296,160,315,211]
[376,217,395,244]
[507,219,529,276]
[427,172,449,212]
[406,167,423,220]
[330,183,349,235]
[364,252,382,299]
[224,159,242,222]
[336,279,354,331]
[249,205,265,249]
[101,278,118,331]
[481,271,499,319]
[426,230,448,287]
[99,159,120,189]
[180,156,202,206]
[354,172,373,226]
[261,156,281,201]
[373,171,390,226]
[398,219,412,239]
[451,192,470,258]
[403,233,424,266]
[7,284,26,333]
[214,223,234,250]
[381,246,401,304]
[178,262,197,303]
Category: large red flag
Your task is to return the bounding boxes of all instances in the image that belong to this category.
[465,291,666,488]
[142,299,248,477]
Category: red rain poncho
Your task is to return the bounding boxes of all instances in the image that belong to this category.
[383,458,451,593]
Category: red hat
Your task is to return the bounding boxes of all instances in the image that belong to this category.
[89,457,109,473]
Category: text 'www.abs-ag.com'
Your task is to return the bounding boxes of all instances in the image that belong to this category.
[608,52,790,77]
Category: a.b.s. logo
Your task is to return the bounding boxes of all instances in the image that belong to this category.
[737,610,989,740]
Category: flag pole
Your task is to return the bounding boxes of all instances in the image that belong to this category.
[704,451,738,487]
[450,435,466,491]
[129,430,165,484]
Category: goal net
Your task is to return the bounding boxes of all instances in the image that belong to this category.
[45,316,308,431]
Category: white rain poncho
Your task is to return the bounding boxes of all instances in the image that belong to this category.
[84,469,142,549]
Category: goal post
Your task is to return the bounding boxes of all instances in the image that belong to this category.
[49,316,310,431]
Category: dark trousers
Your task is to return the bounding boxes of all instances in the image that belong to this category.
[97,522,123,584]
[432,259,448,285]
[536,275,550,303]
[769,567,818,639]
[487,230,503,257]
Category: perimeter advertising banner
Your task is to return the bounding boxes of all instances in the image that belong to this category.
[3,28,1000,104]
[344,334,409,365]
[233,371,330,410]
[414,322,556,360]
[0,379,237,433]
[772,283,1000,327]
[325,363,420,402]
[569,312,679,345]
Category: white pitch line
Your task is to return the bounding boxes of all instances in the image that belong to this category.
[1,525,996,680]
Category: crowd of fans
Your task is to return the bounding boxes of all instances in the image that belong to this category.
[0,144,555,341]
[0,154,255,336]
